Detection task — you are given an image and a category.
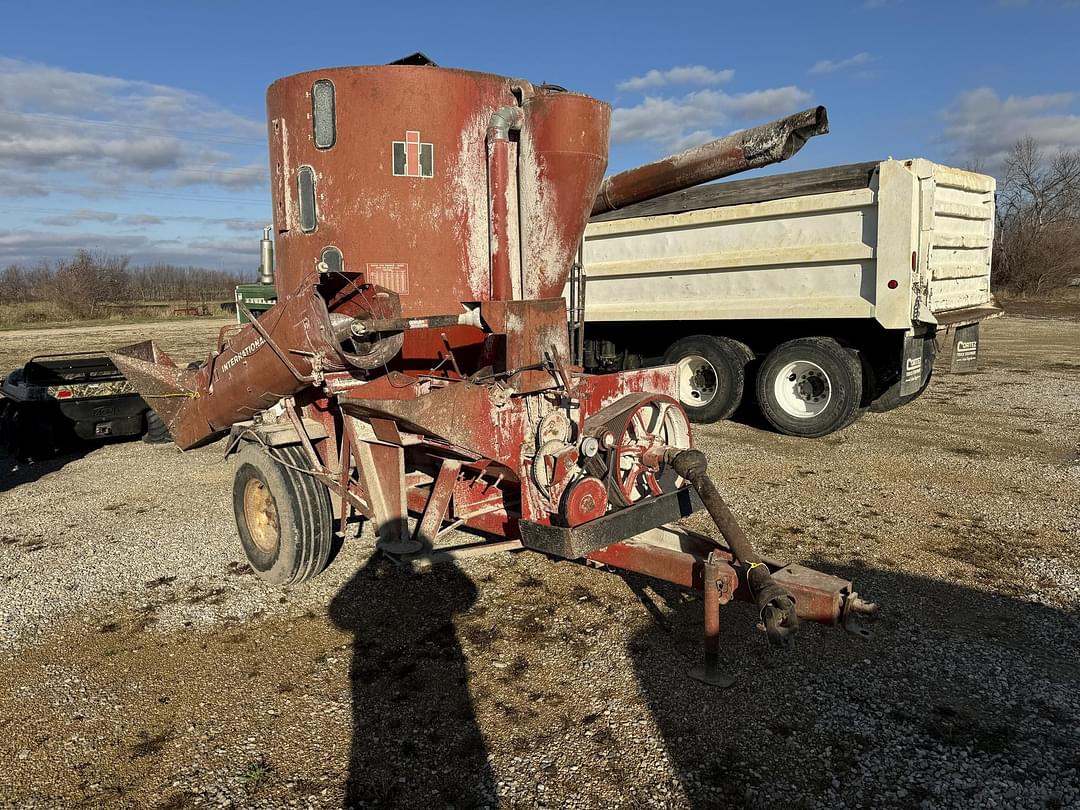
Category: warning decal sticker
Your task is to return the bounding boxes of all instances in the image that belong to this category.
[392,131,434,178]
[366,262,410,295]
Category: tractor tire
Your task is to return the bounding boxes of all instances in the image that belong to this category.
[756,337,863,439]
[232,443,335,585]
[142,409,172,444]
[663,335,752,424]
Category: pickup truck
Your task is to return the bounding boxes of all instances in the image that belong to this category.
[576,158,1000,437]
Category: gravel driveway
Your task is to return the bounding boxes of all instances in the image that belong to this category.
[1,314,1078,809]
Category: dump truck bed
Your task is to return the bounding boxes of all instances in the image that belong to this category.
[581,158,997,331]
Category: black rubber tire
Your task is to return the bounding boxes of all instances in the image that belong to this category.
[142,409,172,444]
[232,443,334,585]
[870,369,933,413]
[0,400,13,455]
[663,335,752,424]
[1,402,54,460]
[756,337,863,438]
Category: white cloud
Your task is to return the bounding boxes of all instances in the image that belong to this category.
[0,228,262,270]
[220,218,268,233]
[611,85,813,151]
[172,163,267,189]
[0,58,267,199]
[0,58,270,270]
[617,66,734,92]
[809,52,874,75]
[124,214,164,226]
[939,86,1080,170]
[39,209,119,227]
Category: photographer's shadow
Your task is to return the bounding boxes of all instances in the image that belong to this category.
[328,546,494,808]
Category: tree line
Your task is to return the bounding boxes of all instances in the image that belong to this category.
[0,251,249,319]
[993,138,1080,294]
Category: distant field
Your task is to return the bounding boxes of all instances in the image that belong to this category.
[0,301,233,331]
[0,317,233,372]
[994,288,1080,319]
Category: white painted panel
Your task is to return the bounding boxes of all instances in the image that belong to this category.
[584,261,875,321]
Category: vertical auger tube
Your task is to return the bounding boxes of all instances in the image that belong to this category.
[487,106,523,301]
[591,106,828,216]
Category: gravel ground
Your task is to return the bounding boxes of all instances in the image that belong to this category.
[0,314,1078,809]
[0,317,232,375]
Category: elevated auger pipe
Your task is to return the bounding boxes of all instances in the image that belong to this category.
[487,105,524,302]
[591,106,829,217]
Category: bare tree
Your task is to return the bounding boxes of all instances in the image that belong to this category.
[0,265,27,303]
[3,251,248,320]
[50,251,130,318]
[994,138,1080,293]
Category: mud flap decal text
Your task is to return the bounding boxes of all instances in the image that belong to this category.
[951,323,980,374]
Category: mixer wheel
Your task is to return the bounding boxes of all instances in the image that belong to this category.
[233,443,334,585]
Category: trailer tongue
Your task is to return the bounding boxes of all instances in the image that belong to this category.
[111,59,874,685]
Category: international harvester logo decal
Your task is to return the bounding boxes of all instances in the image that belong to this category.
[392,130,434,178]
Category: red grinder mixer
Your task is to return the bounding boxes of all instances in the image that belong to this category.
[112,58,874,685]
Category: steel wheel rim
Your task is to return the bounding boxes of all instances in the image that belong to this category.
[773,360,831,418]
[243,478,280,554]
[676,355,717,407]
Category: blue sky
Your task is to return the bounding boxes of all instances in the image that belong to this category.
[0,0,1078,272]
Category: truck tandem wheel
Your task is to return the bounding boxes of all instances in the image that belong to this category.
[756,337,863,438]
[232,443,334,585]
[663,335,752,424]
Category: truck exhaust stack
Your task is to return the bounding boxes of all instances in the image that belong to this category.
[112,60,873,685]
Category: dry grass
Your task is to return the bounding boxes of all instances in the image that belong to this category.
[0,301,228,331]
[993,287,1080,319]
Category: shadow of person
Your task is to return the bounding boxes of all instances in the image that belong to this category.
[328,544,495,808]
[623,562,1080,808]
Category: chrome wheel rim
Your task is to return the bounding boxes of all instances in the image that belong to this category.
[676,355,717,407]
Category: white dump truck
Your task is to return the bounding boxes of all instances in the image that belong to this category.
[574,158,999,438]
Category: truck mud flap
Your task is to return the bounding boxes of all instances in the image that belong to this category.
[900,332,936,396]
[950,323,979,373]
